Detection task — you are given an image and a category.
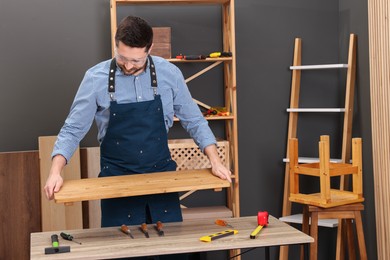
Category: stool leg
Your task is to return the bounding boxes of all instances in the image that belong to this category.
[335,219,345,260]
[346,219,356,260]
[301,206,310,260]
[354,211,367,260]
[309,211,318,260]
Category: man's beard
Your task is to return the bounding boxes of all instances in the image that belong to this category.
[120,63,146,76]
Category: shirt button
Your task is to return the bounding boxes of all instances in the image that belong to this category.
[138,96,142,99]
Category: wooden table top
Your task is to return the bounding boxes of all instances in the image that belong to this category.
[31,216,313,259]
[54,169,231,204]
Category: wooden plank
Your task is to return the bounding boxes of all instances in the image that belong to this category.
[80,147,101,229]
[367,3,390,259]
[115,0,231,4]
[31,216,313,259]
[182,206,232,220]
[54,169,230,204]
[39,136,83,231]
[151,27,171,58]
[0,151,41,260]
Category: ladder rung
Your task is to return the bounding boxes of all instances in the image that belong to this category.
[290,64,348,70]
[283,157,342,163]
[287,108,345,112]
[279,214,339,228]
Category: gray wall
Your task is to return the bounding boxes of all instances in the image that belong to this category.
[0,0,375,259]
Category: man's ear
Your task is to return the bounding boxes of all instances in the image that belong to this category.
[148,43,154,54]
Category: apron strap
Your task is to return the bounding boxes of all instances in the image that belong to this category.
[148,55,158,96]
[108,58,117,101]
[108,55,158,100]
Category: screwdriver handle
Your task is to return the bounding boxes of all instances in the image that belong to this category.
[141,223,148,232]
[215,219,234,228]
[60,232,73,241]
[121,224,130,234]
[156,221,163,231]
[51,234,59,247]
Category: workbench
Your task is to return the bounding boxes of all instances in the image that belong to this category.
[30,216,313,259]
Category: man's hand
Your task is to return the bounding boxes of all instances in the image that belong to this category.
[204,144,232,183]
[43,155,66,200]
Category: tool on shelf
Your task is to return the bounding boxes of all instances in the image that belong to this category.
[250,211,269,239]
[140,223,150,238]
[199,230,238,242]
[120,224,134,239]
[208,51,232,58]
[204,106,230,117]
[155,221,165,236]
[60,232,82,245]
[215,219,234,228]
[175,54,207,60]
[44,234,71,255]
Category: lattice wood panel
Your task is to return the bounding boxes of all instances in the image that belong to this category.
[168,139,229,171]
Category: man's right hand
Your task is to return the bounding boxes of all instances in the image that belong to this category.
[43,155,66,200]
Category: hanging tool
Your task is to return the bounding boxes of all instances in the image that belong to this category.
[215,219,234,228]
[140,223,150,238]
[60,232,82,245]
[120,224,134,239]
[155,221,165,236]
[250,211,269,239]
[200,230,238,242]
[44,234,71,254]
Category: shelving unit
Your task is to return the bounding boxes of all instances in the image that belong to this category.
[109,0,240,219]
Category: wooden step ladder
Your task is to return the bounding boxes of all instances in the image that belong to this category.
[279,34,357,260]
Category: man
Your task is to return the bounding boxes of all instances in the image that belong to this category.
[44,16,231,228]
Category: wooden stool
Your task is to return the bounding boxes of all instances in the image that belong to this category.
[289,135,364,208]
[301,203,367,260]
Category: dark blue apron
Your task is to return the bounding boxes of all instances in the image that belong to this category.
[99,57,182,227]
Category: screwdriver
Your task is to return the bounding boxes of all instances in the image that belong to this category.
[215,219,234,228]
[120,224,134,239]
[140,223,150,238]
[155,221,164,236]
[60,232,82,245]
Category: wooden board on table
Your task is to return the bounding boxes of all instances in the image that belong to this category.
[54,168,230,204]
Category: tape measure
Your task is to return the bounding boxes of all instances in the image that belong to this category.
[199,229,238,242]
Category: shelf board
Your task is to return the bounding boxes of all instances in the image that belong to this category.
[174,115,234,121]
[287,108,345,112]
[54,168,231,204]
[168,57,233,63]
[283,157,342,163]
[290,64,348,70]
[279,214,339,228]
[115,0,231,5]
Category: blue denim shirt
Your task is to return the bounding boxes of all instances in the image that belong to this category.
[53,56,216,162]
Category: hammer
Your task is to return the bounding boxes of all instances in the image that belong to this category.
[250,211,269,239]
[44,234,71,254]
